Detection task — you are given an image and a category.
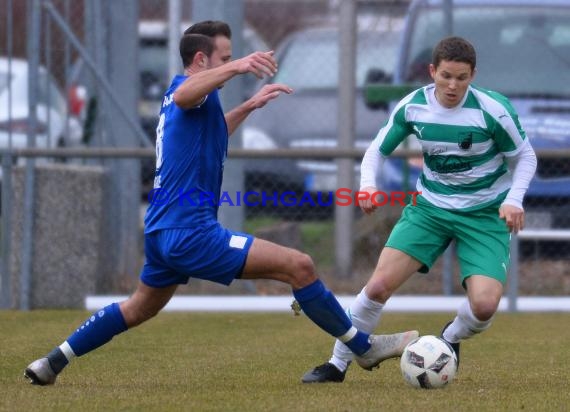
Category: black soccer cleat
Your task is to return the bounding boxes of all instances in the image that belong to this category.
[301,362,349,383]
[440,321,461,368]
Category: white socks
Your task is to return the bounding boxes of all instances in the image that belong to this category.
[59,341,76,362]
[443,299,493,343]
[327,295,493,371]
[329,288,384,372]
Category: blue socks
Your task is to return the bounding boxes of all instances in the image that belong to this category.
[293,280,371,356]
[50,284,370,368]
[66,302,128,356]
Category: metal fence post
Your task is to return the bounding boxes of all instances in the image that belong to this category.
[106,1,141,282]
[19,0,42,310]
[0,154,13,309]
[335,0,357,277]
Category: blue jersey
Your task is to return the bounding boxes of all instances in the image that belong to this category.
[144,75,228,233]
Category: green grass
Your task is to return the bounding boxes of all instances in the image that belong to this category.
[1,311,569,411]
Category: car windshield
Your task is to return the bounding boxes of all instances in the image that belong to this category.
[405,5,570,96]
[273,30,399,89]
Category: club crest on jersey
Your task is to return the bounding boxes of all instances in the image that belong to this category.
[458,132,473,150]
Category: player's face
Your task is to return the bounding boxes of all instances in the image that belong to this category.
[429,60,475,108]
[209,35,232,69]
[208,35,232,89]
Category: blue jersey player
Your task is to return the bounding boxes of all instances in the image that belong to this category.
[24,21,418,386]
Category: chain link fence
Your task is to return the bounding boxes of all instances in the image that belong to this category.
[0,0,568,309]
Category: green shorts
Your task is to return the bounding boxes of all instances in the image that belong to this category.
[386,198,511,286]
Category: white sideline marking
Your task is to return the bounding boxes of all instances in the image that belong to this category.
[85,295,570,312]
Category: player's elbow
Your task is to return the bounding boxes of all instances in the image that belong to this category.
[173,89,203,110]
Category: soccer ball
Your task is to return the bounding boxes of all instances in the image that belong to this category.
[400,335,458,389]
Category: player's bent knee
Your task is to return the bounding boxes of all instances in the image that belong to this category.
[130,307,160,327]
[121,300,162,327]
[470,298,499,321]
[296,252,316,275]
[290,252,317,286]
[364,277,394,303]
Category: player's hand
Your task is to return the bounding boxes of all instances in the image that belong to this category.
[249,83,292,109]
[359,186,380,215]
[236,51,278,79]
[499,204,525,233]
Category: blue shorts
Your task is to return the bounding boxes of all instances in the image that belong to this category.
[140,223,254,288]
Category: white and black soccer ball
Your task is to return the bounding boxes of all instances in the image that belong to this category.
[400,335,458,389]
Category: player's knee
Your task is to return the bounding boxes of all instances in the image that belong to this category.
[122,301,161,327]
[363,277,393,303]
[470,297,499,321]
[290,252,317,286]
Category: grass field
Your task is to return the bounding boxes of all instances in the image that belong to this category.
[1,310,569,412]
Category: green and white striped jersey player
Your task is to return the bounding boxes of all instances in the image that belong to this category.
[361,83,533,212]
[301,36,537,384]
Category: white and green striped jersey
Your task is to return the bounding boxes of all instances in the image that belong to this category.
[377,84,528,211]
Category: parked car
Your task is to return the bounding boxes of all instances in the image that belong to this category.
[242,26,402,208]
[0,57,83,152]
[0,57,83,184]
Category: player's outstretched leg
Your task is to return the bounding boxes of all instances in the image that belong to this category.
[302,288,416,382]
[302,331,419,382]
[292,279,374,356]
[24,283,176,385]
[291,280,418,365]
[24,302,128,385]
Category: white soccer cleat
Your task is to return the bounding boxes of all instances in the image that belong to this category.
[355,330,420,371]
[24,358,58,385]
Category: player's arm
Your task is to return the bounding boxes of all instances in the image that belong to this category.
[174,51,279,110]
[499,141,537,233]
[225,83,292,136]
[491,96,538,233]
[359,133,387,215]
[359,101,414,214]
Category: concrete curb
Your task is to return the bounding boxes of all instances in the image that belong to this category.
[86,295,570,312]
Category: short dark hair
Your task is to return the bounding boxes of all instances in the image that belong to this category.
[179,33,214,68]
[184,20,232,39]
[432,36,476,71]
